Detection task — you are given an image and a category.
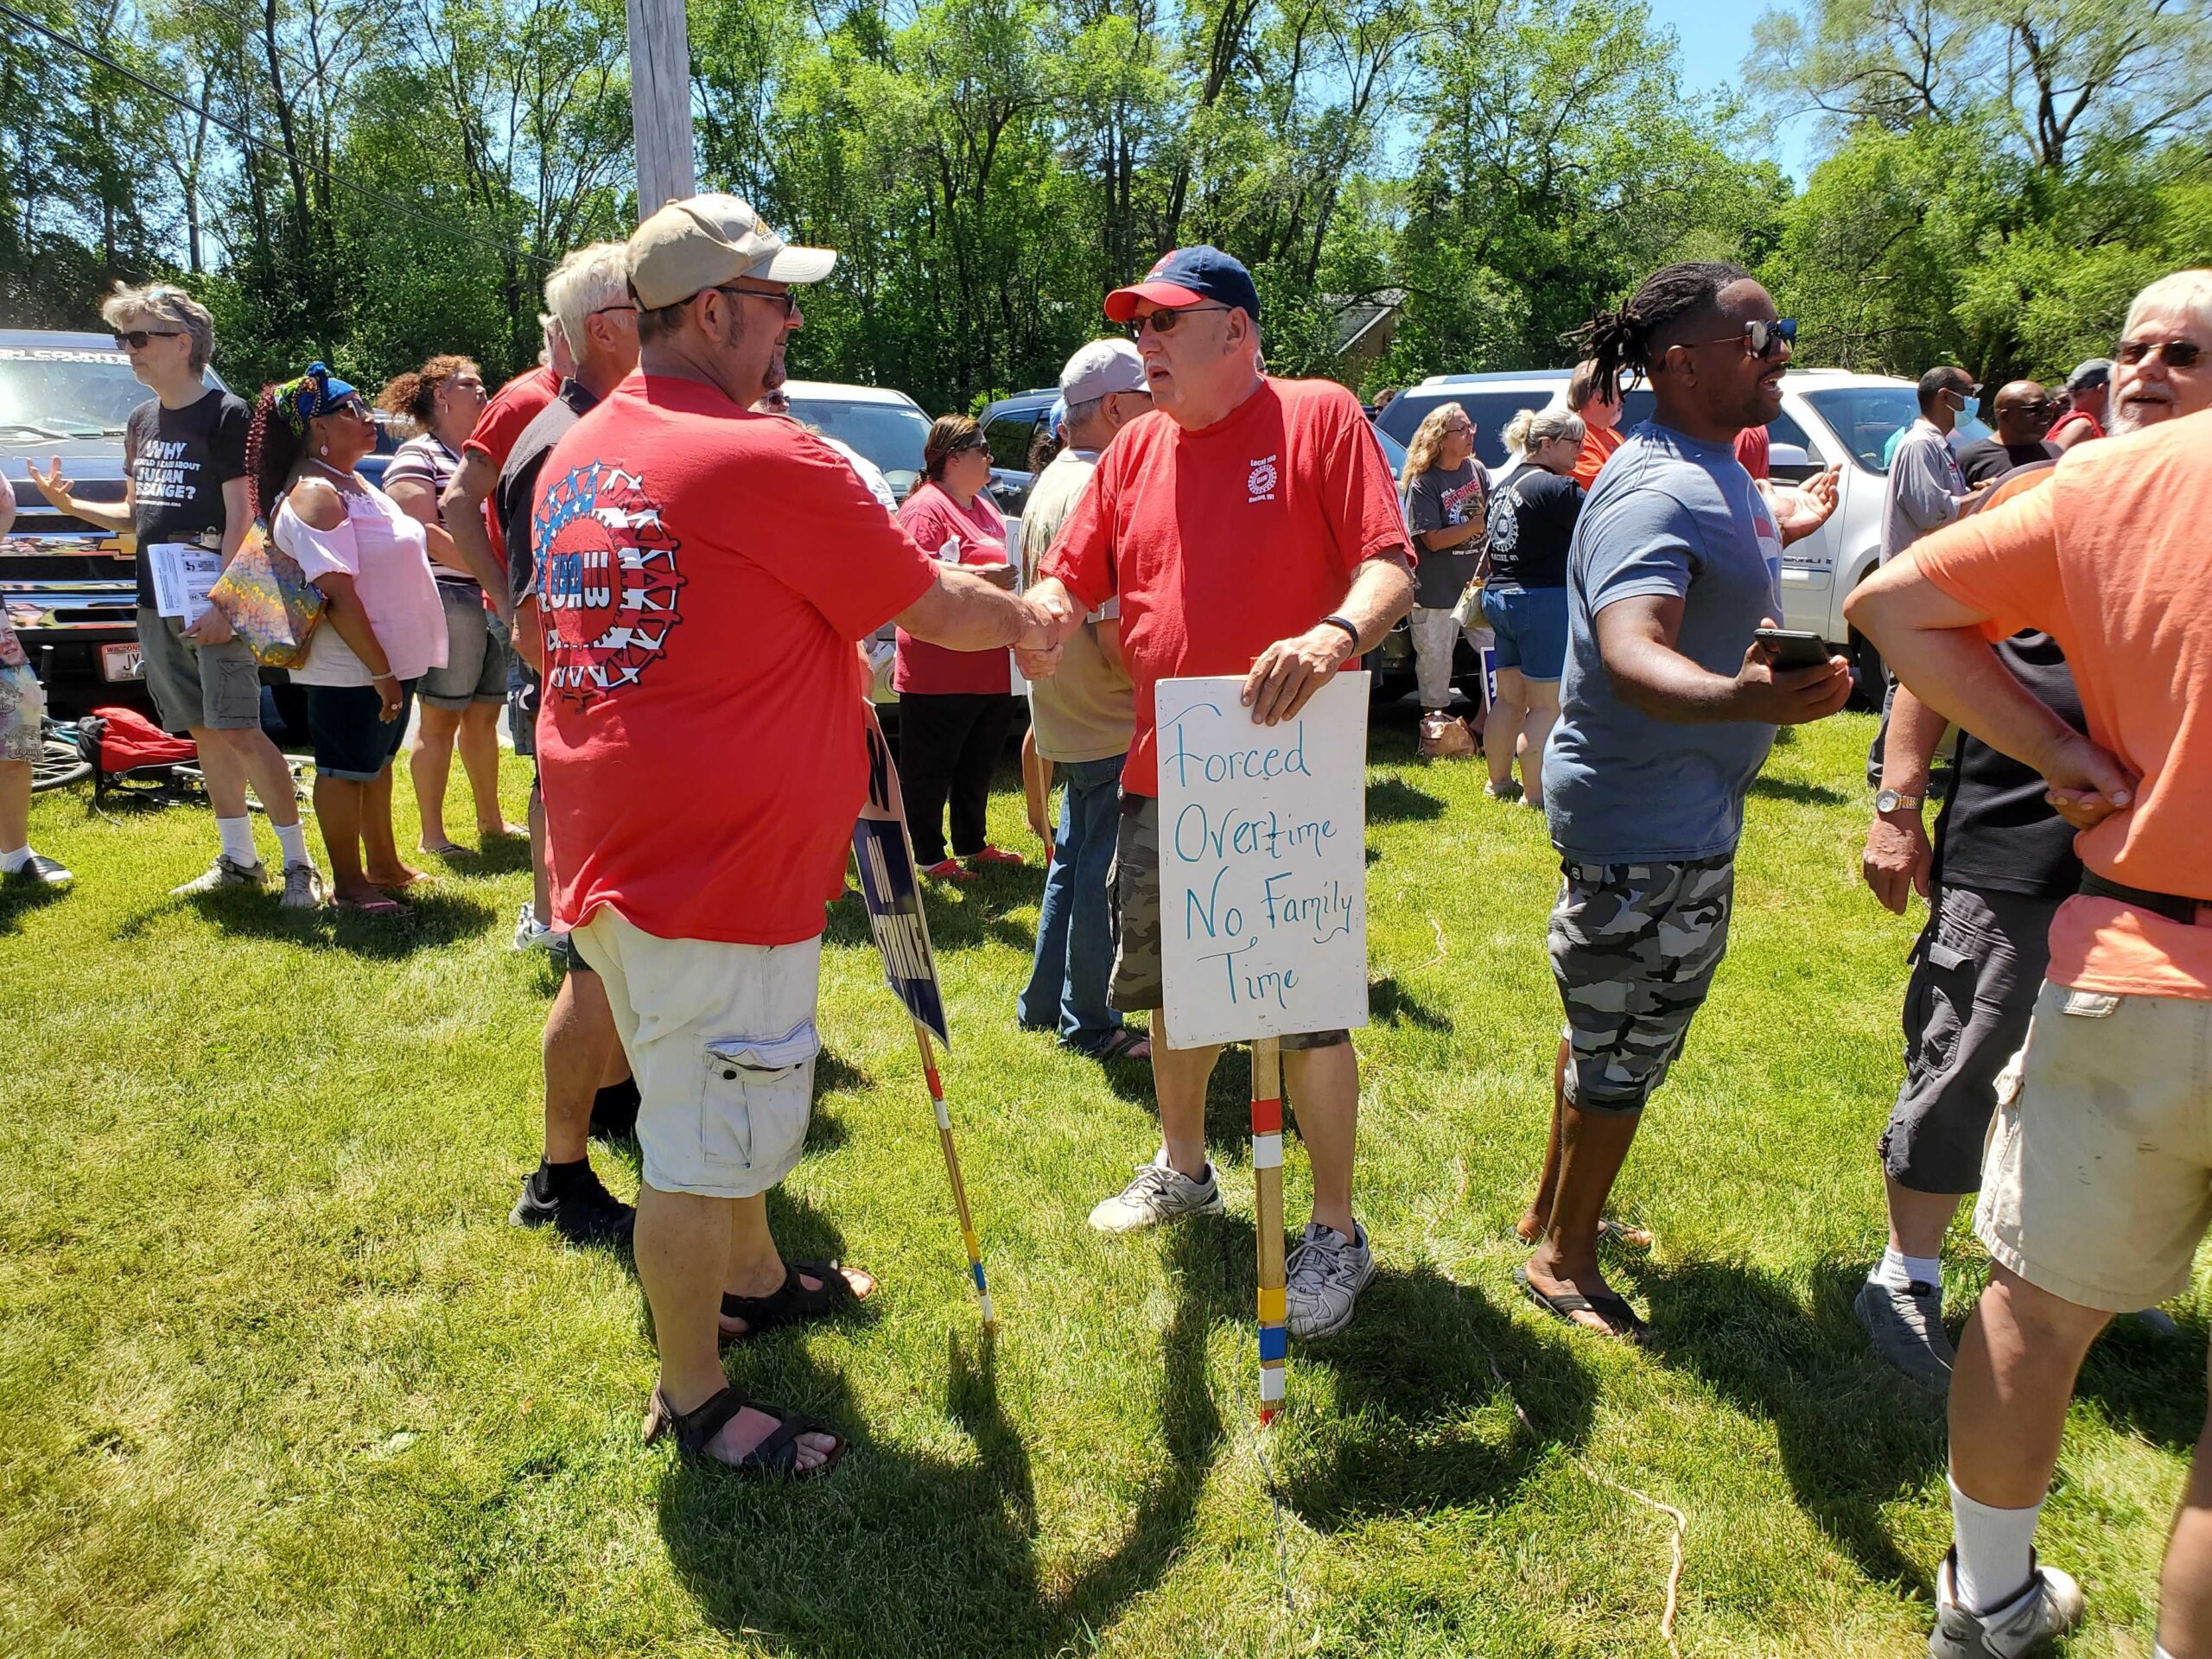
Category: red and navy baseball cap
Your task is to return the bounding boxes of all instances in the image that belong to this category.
[1103,246,1262,325]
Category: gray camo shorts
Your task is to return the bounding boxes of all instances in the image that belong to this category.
[1548,854,1735,1113]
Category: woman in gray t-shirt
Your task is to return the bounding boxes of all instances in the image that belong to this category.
[1397,401,1491,727]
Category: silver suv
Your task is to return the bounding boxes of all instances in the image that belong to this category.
[1376,368,1993,697]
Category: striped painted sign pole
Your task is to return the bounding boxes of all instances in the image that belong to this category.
[913,1023,996,1329]
[1251,1035,1287,1424]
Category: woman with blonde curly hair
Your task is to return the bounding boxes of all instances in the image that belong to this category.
[1397,401,1492,734]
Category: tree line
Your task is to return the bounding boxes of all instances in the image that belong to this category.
[2,0,2204,412]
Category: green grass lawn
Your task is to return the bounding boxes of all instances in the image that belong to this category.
[3,710,2201,1658]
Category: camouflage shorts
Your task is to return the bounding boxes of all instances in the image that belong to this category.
[1109,792,1348,1050]
[0,660,43,764]
[1548,854,1735,1112]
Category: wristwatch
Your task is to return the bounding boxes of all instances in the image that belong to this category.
[1874,788,1923,814]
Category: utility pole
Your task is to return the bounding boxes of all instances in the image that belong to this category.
[626,0,697,212]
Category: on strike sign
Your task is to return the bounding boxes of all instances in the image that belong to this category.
[1154,674,1371,1048]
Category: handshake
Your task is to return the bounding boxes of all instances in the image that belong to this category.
[1011,580,1081,679]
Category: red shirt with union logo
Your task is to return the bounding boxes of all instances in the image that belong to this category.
[1041,375,1411,796]
[533,372,936,944]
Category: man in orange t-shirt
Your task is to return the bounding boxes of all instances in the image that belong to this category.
[1848,276,2211,1656]
[1567,359,1624,487]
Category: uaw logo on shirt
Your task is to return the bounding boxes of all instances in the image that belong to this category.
[534,461,686,704]
[1248,454,1279,504]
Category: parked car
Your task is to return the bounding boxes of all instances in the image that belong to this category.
[0,329,175,716]
[1376,367,1995,701]
[977,387,1059,521]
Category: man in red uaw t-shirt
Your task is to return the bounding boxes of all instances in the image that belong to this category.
[535,194,1065,1478]
[1027,246,1415,1341]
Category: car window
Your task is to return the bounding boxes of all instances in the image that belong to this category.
[1380,389,1565,469]
[786,397,931,499]
[982,413,1038,472]
[0,346,197,438]
[1802,386,1992,472]
[1768,410,1812,453]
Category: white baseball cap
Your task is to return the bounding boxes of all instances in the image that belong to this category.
[1058,338,1149,404]
[626,194,836,309]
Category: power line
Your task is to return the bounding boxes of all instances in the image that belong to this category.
[0,0,562,271]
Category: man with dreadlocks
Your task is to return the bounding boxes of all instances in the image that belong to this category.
[1515,262,1851,1342]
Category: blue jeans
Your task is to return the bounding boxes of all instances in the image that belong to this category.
[1018,753,1127,1050]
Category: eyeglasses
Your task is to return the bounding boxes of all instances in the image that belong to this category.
[1129,304,1231,340]
[2117,338,2204,368]
[715,283,799,319]
[2000,398,2053,416]
[113,329,184,350]
[1681,318,1798,359]
[590,302,639,318]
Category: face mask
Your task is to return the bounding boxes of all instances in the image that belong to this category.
[1961,395,1980,421]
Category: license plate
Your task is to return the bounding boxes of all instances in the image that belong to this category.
[101,642,145,682]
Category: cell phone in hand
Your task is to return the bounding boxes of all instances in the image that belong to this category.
[1753,627,1832,672]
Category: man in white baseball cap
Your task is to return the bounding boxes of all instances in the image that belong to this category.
[1017,339,1152,1062]
[531,193,1069,1478]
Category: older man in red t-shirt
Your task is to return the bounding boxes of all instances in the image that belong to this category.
[535,195,1065,1478]
[1025,246,1414,1340]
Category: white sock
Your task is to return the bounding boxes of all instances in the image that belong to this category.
[272,819,311,869]
[1872,1245,1942,1292]
[2155,1647,2177,1658]
[215,816,258,868]
[1949,1473,2043,1614]
[0,845,30,873]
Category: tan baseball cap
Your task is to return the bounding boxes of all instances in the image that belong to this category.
[626,194,836,310]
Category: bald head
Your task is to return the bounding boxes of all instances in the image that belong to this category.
[1992,379,2053,445]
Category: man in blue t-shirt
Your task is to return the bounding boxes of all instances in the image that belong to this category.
[1516,262,1851,1343]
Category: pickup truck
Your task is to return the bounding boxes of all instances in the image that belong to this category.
[0,328,161,716]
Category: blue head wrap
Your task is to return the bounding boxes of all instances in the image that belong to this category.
[274,361,359,434]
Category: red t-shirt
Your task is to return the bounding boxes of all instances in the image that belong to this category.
[463,365,561,566]
[1571,422,1624,489]
[893,481,1013,696]
[1733,423,1770,480]
[534,372,937,944]
[1042,375,1411,796]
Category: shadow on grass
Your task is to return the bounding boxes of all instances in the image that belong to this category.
[1367,776,1446,824]
[1749,775,1849,807]
[423,835,534,878]
[823,872,1042,959]
[658,1219,1215,1659]
[2075,1303,2212,1453]
[1625,1255,1946,1594]
[107,881,497,957]
[1370,974,1453,1032]
[0,877,70,934]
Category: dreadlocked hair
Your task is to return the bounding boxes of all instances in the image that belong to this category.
[245,384,305,525]
[1574,261,1751,403]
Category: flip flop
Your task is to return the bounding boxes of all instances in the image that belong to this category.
[1599,1218,1655,1253]
[1084,1028,1153,1063]
[333,894,410,916]
[1514,1263,1649,1344]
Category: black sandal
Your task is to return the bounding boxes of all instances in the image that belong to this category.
[719,1260,868,1348]
[1514,1264,1650,1344]
[642,1385,847,1480]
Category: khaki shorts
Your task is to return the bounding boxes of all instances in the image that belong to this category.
[572,906,823,1199]
[1108,792,1348,1051]
[138,607,262,734]
[1975,982,2212,1313]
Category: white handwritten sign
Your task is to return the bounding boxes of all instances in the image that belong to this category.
[1155,674,1370,1048]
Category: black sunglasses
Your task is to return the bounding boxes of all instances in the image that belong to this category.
[1128,304,1231,340]
[114,329,184,350]
[715,283,799,319]
[2117,338,2204,368]
[1681,317,1797,359]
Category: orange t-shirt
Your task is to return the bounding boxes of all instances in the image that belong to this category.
[1572,422,1624,490]
[1915,410,2212,999]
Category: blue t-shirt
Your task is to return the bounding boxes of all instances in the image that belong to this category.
[1542,421,1783,863]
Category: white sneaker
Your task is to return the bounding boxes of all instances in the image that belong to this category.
[512,901,555,952]
[171,855,268,895]
[279,862,326,910]
[1927,1550,2084,1657]
[1285,1221,1376,1338]
[1087,1153,1223,1234]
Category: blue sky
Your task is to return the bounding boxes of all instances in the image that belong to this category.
[1650,0,1825,182]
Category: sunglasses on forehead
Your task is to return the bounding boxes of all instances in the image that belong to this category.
[1681,317,1798,359]
[2117,338,2203,368]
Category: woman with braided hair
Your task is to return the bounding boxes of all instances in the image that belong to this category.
[248,363,446,913]
[1514,262,1851,1344]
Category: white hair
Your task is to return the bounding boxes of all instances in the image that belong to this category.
[2122,270,2212,343]
[543,242,631,358]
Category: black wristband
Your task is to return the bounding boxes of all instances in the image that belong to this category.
[1319,613,1360,650]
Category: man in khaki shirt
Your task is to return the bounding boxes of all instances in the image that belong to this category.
[1016,339,1153,1060]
